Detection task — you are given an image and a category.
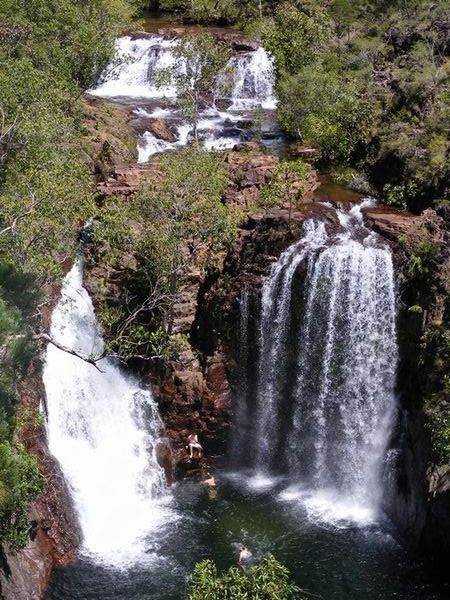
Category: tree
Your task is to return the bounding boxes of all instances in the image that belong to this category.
[92,146,241,359]
[188,555,303,600]
[261,2,330,76]
[157,33,231,141]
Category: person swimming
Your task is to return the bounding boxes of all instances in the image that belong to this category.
[238,544,254,569]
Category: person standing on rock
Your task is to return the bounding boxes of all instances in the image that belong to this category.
[187,432,203,459]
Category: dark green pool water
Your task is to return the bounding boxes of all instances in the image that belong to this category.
[46,473,448,600]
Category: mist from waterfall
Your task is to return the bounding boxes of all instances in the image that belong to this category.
[233,205,398,525]
[43,260,173,567]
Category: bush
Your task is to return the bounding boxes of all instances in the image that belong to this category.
[188,555,302,600]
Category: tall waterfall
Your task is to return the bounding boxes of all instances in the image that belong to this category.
[43,260,171,567]
[234,205,398,524]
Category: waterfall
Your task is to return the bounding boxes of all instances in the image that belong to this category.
[90,35,276,109]
[89,36,180,99]
[236,205,398,524]
[88,34,277,161]
[43,260,172,567]
[254,221,327,468]
[227,47,277,110]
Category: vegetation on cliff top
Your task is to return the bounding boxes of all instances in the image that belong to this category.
[92,146,241,362]
[258,1,449,213]
[157,0,449,213]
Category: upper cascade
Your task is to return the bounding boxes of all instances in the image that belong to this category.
[90,34,276,108]
[234,202,399,525]
[43,259,172,567]
[88,33,278,161]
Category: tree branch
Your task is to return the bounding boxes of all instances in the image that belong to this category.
[33,333,106,373]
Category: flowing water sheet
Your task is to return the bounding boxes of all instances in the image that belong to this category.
[43,260,174,567]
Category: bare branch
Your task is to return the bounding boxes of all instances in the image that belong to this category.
[33,333,106,373]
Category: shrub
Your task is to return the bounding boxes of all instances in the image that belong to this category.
[187,555,303,600]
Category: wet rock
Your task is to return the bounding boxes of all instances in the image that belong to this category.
[215,98,233,111]
[233,141,266,153]
[362,206,416,241]
[214,31,259,52]
[147,118,177,142]
[289,144,321,161]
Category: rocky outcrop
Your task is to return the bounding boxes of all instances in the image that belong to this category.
[96,144,320,209]
[225,143,319,208]
[379,208,450,568]
[362,206,416,241]
[81,99,138,179]
[149,345,232,479]
[97,163,161,197]
[147,118,178,142]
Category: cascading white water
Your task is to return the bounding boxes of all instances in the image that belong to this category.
[89,34,277,161]
[227,47,277,110]
[90,35,276,108]
[43,260,173,567]
[254,221,327,466]
[236,204,398,525]
[90,36,181,99]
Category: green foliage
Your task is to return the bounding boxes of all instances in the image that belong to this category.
[0,273,43,550]
[260,160,309,208]
[261,2,330,76]
[159,0,262,24]
[422,328,450,466]
[0,0,138,90]
[0,442,44,550]
[255,0,449,210]
[188,556,302,600]
[93,147,241,360]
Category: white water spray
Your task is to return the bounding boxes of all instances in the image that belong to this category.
[43,260,172,567]
[234,204,398,525]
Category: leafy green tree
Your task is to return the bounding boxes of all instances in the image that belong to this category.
[188,555,303,600]
[278,66,375,163]
[93,147,241,358]
[261,2,330,76]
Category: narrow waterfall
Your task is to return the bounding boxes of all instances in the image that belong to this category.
[227,47,277,110]
[43,260,171,567]
[235,206,398,523]
[90,36,181,99]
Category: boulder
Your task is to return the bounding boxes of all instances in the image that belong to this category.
[148,118,177,142]
[362,206,416,241]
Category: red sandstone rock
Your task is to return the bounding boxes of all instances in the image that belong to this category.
[362,206,416,240]
[148,118,177,142]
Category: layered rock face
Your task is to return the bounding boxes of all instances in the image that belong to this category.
[384,208,450,567]
[87,144,321,477]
